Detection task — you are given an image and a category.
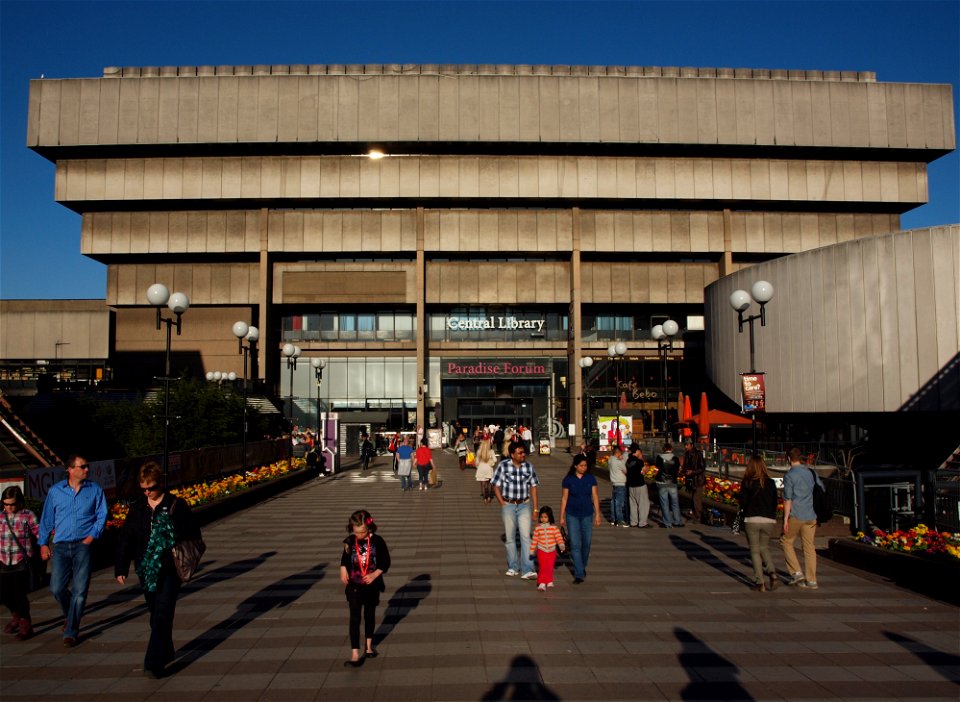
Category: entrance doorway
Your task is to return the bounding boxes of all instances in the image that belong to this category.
[457,398,532,430]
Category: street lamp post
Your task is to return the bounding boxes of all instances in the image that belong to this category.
[282,343,301,429]
[577,356,594,446]
[651,320,679,436]
[311,357,326,445]
[146,283,190,490]
[232,322,259,473]
[607,341,627,448]
[729,280,775,456]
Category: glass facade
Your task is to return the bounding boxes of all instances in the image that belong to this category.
[282,310,416,343]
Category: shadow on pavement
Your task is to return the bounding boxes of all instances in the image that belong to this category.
[883,631,960,686]
[169,561,326,673]
[675,626,755,700]
[669,534,752,587]
[690,529,753,567]
[374,573,431,646]
[481,654,560,701]
[32,550,280,640]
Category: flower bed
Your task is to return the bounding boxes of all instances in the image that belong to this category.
[854,524,960,560]
[106,458,306,530]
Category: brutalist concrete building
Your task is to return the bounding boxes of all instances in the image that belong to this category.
[24,64,955,444]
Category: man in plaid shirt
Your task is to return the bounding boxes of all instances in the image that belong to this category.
[491,441,540,579]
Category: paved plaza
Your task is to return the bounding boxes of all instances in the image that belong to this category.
[1,449,957,701]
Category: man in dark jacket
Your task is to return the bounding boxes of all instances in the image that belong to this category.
[682,440,707,523]
[625,444,651,527]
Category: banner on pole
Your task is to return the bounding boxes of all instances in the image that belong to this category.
[740,373,766,414]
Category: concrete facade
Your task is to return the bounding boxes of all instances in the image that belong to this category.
[25,65,955,439]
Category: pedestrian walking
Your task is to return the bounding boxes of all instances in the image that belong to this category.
[559,454,602,584]
[491,441,540,579]
[115,461,201,678]
[1,486,40,641]
[781,447,821,589]
[395,437,414,492]
[475,439,496,502]
[625,444,651,528]
[38,455,107,647]
[530,506,565,591]
[737,455,779,592]
[415,440,435,491]
[340,510,390,667]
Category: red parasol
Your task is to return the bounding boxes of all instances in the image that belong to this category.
[683,394,693,422]
[698,392,710,438]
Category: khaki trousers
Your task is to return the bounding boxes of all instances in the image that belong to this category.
[781,518,817,583]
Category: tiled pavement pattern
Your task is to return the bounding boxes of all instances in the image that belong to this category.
[2,450,958,702]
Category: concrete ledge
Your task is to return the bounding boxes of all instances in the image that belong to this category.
[828,538,960,605]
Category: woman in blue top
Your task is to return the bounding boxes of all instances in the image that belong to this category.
[559,454,602,584]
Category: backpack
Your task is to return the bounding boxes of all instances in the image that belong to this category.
[807,467,832,525]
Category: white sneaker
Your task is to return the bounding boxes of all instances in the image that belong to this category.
[786,572,804,586]
[504,569,519,577]
[537,583,546,592]
[521,572,537,580]
[797,580,819,590]
[546,582,555,588]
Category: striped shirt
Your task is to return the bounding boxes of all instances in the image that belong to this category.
[530,523,564,553]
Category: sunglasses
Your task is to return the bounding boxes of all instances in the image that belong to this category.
[141,485,161,493]
[71,464,90,470]
[2,501,17,507]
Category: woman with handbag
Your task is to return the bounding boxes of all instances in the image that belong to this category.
[1,486,40,640]
[115,461,201,678]
[738,455,779,592]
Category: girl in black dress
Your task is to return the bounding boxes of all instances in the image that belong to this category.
[340,509,390,667]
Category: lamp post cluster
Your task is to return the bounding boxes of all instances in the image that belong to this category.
[729,280,774,455]
[233,322,259,472]
[652,320,679,435]
[146,283,190,489]
[282,343,302,428]
[205,371,237,383]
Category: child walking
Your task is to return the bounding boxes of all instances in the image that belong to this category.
[339,510,391,667]
[530,506,565,592]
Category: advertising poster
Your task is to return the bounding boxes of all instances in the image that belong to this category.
[597,415,633,449]
[740,373,766,414]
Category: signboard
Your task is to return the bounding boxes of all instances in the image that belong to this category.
[26,459,116,501]
[446,315,545,333]
[740,373,766,414]
[597,415,633,449]
[442,359,549,379]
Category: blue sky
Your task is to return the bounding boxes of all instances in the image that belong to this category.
[1,1,957,299]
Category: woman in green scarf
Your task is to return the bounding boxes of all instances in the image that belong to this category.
[115,461,200,679]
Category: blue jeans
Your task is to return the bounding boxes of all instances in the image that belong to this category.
[50,540,92,639]
[657,483,682,526]
[611,485,627,523]
[565,514,594,579]
[399,474,413,491]
[500,501,533,574]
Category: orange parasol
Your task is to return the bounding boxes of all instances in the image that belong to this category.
[683,394,693,422]
[698,392,710,438]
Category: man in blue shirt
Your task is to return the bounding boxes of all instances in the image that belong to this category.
[491,442,540,579]
[781,448,820,589]
[38,455,107,647]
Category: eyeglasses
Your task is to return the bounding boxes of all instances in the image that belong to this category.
[2,501,17,507]
[141,485,160,493]
[71,464,90,470]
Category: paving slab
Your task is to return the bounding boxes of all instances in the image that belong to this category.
[1,449,957,701]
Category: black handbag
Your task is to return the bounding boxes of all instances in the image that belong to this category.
[170,500,206,582]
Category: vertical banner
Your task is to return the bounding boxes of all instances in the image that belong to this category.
[740,373,766,414]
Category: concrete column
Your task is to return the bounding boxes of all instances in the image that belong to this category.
[570,207,583,449]
[720,208,734,277]
[258,207,270,387]
[416,207,426,433]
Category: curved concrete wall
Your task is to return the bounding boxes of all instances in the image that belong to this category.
[705,225,960,413]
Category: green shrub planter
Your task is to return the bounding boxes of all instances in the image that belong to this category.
[828,538,960,605]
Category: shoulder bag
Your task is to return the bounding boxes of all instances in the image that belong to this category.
[170,499,206,582]
[2,512,45,589]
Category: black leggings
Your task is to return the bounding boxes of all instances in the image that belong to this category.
[348,599,377,649]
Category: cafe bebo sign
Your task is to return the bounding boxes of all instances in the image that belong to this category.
[446,315,545,333]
